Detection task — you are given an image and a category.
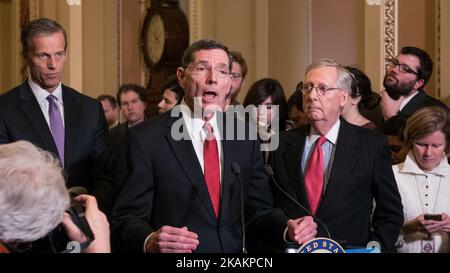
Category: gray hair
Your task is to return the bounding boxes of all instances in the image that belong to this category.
[0,141,69,243]
[305,58,353,94]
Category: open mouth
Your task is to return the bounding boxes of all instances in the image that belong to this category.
[202,91,218,101]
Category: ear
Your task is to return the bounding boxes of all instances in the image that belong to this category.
[339,91,349,108]
[352,95,362,106]
[414,78,425,90]
[177,67,186,89]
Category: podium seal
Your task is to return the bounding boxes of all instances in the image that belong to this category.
[298,238,345,253]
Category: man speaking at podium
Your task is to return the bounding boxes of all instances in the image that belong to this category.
[268,59,404,252]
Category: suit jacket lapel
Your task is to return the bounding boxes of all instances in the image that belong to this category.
[318,120,360,214]
[400,90,426,115]
[62,86,82,166]
[165,114,218,220]
[18,82,58,155]
[283,127,311,211]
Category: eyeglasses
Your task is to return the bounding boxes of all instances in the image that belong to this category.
[189,63,230,78]
[231,72,242,81]
[300,83,340,96]
[387,59,419,75]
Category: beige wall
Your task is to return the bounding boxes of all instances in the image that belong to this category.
[82,0,119,99]
[441,0,450,105]
[0,0,21,93]
[0,0,13,92]
[0,0,449,107]
[268,0,309,97]
[398,0,436,96]
[193,0,310,101]
[364,1,383,92]
[312,0,360,65]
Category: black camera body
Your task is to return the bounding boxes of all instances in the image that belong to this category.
[29,197,95,253]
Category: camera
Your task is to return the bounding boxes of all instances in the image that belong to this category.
[28,194,95,253]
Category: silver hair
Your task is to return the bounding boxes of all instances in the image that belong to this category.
[0,141,70,243]
[305,58,353,93]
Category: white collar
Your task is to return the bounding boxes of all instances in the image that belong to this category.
[398,152,450,177]
[399,91,419,111]
[308,119,340,145]
[28,78,63,105]
[180,100,220,141]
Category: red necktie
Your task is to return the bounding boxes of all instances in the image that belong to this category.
[203,122,221,218]
[304,136,326,215]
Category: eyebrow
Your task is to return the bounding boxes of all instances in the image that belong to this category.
[194,60,228,67]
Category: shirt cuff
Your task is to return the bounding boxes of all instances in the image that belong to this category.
[283,227,291,243]
[143,232,155,253]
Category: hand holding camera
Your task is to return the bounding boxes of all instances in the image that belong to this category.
[61,195,110,253]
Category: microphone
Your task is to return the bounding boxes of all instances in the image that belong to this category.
[231,162,247,254]
[264,164,331,240]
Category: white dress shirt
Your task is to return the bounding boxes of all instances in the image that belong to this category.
[28,78,65,127]
[393,152,450,253]
[180,101,223,179]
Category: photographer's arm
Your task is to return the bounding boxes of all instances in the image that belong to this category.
[61,195,111,253]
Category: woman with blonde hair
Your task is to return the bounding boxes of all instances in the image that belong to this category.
[394,106,450,253]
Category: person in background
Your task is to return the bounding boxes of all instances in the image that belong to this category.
[393,106,450,253]
[341,66,380,130]
[116,84,148,128]
[97,94,119,129]
[286,82,308,130]
[381,46,448,121]
[0,141,110,253]
[157,74,184,114]
[226,50,248,106]
[382,114,409,165]
[243,78,288,163]
[103,84,149,213]
[269,59,403,252]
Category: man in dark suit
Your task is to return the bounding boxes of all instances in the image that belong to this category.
[0,18,109,200]
[111,39,317,253]
[381,46,448,120]
[269,59,403,252]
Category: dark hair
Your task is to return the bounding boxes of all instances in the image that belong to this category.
[97,94,118,109]
[345,66,381,110]
[181,39,232,70]
[117,84,147,105]
[382,114,409,142]
[230,51,248,79]
[399,46,433,89]
[287,87,303,114]
[160,74,184,104]
[21,18,67,62]
[243,78,288,131]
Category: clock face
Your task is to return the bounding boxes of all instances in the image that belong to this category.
[147,14,166,65]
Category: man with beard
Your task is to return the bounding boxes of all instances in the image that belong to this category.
[381,46,448,120]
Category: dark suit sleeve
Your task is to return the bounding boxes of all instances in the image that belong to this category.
[246,139,288,250]
[0,115,10,144]
[370,136,404,252]
[90,102,116,213]
[111,128,155,252]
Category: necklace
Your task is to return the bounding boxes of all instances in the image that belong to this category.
[415,173,442,215]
